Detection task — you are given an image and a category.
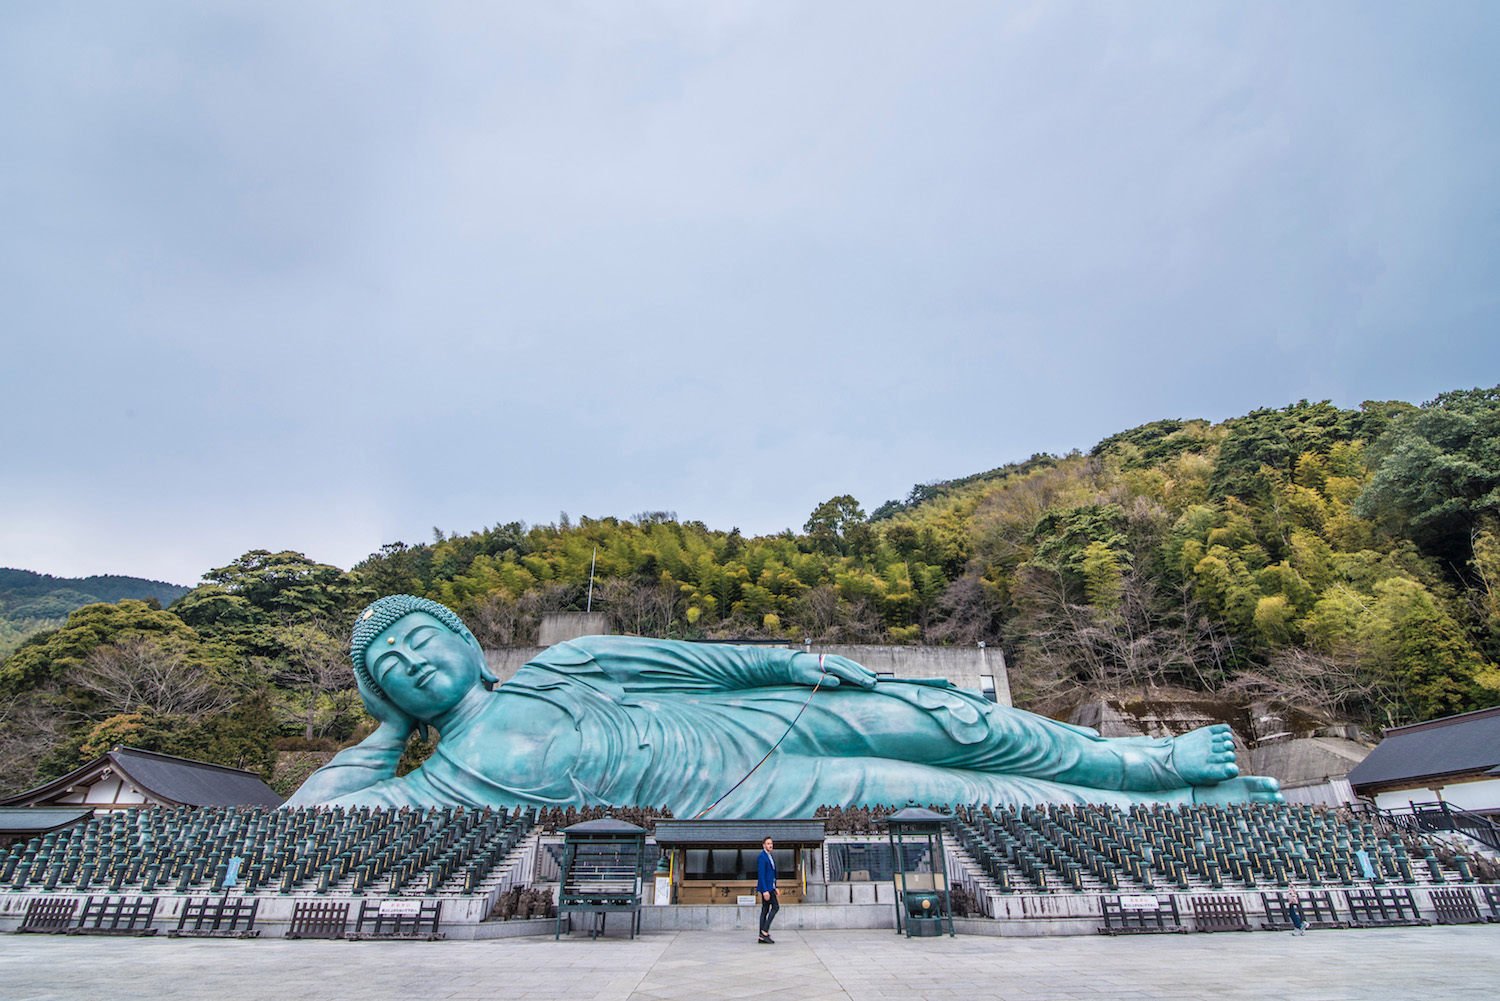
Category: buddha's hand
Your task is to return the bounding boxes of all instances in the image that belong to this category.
[357,680,419,742]
[788,652,877,690]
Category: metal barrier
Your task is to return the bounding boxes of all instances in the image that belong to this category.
[1345,888,1429,927]
[287,901,349,939]
[170,895,260,938]
[351,899,444,940]
[1430,888,1483,925]
[1260,890,1347,930]
[72,896,159,936]
[1098,895,1183,935]
[1189,895,1251,932]
[17,897,78,934]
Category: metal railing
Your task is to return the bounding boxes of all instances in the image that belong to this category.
[1379,801,1500,853]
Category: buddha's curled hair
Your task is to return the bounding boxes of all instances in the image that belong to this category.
[349,594,476,699]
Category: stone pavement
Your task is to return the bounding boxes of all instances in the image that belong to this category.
[0,925,1494,1001]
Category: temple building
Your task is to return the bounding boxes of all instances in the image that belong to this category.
[0,746,283,813]
[1347,705,1500,818]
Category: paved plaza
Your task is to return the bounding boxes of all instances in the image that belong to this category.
[0,925,1493,1001]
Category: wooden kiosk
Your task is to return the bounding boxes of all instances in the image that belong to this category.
[651,819,826,905]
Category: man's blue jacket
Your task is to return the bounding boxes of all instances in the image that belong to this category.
[757,849,777,894]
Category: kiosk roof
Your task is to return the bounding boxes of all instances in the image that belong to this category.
[651,818,826,846]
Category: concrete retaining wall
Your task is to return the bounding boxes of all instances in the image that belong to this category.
[487,643,1011,705]
[538,613,610,647]
[2,885,1496,938]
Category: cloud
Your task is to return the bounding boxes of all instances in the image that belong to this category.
[2,1,1497,582]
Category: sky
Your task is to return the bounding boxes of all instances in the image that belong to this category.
[3,1,1498,588]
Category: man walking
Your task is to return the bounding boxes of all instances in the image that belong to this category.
[757,836,779,944]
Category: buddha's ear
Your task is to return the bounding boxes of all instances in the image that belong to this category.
[417,722,431,743]
[480,662,500,689]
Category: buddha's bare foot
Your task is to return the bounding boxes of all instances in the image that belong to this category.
[1170,724,1240,786]
[1071,722,1242,792]
[1192,775,1283,805]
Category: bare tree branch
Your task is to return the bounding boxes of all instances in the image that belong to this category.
[68,634,229,720]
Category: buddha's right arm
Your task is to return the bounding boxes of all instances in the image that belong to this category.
[543,636,806,692]
[282,722,408,806]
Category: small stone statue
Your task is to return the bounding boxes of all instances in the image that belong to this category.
[286,595,1281,814]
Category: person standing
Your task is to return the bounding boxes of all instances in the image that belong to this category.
[757,836,779,944]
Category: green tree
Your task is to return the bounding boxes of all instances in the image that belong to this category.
[1386,604,1488,722]
[1081,541,1124,611]
[1091,418,1215,469]
[1027,505,1129,595]
[1355,386,1500,567]
[804,496,867,556]
[0,600,209,695]
[68,633,231,719]
[1209,400,1361,502]
[43,692,279,781]
[266,620,355,740]
[172,550,371,657]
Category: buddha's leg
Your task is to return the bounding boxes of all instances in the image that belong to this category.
[710,754,1285,817]
[778,686,1238,793]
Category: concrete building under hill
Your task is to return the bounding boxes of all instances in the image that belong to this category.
[494,614,1014,705]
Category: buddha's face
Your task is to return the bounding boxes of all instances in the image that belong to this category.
[365,611,482,719]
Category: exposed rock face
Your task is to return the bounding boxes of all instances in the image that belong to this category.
[1244,737,1370,786]
[1067,698,1366,742]
[1067,699,1253,740]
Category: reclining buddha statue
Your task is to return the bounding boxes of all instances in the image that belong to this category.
[287,594,1281,814]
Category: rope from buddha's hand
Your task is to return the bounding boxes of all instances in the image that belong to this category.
[690,654,830,820]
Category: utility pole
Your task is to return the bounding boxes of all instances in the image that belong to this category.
[587,547,597,612]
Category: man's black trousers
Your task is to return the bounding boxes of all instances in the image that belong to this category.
[760,889,780,935]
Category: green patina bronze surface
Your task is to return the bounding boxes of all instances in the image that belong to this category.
[286,595,1282,814]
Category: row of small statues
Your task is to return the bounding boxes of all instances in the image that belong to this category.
[946,883,980,918]
[1417,839,1499,882]
[490,885,557,920]
[813,803,952,835]
[536,805,677,833]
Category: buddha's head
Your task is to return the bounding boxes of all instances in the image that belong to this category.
[350,595,498,721]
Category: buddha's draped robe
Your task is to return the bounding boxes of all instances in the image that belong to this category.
[291,637,1178,813]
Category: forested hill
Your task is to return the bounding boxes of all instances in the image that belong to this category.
[0,387,1497,796]
[345,390,1500,730]
[0,569,190,659]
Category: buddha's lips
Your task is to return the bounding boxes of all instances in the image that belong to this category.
[414,667,437,688]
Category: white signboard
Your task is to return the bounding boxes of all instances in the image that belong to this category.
[653,875,671,905]
[379,899,425,916]
[737,895,757,906]
[1118,895,1161,911]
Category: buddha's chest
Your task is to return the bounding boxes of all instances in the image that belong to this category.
[441,696,586,797]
